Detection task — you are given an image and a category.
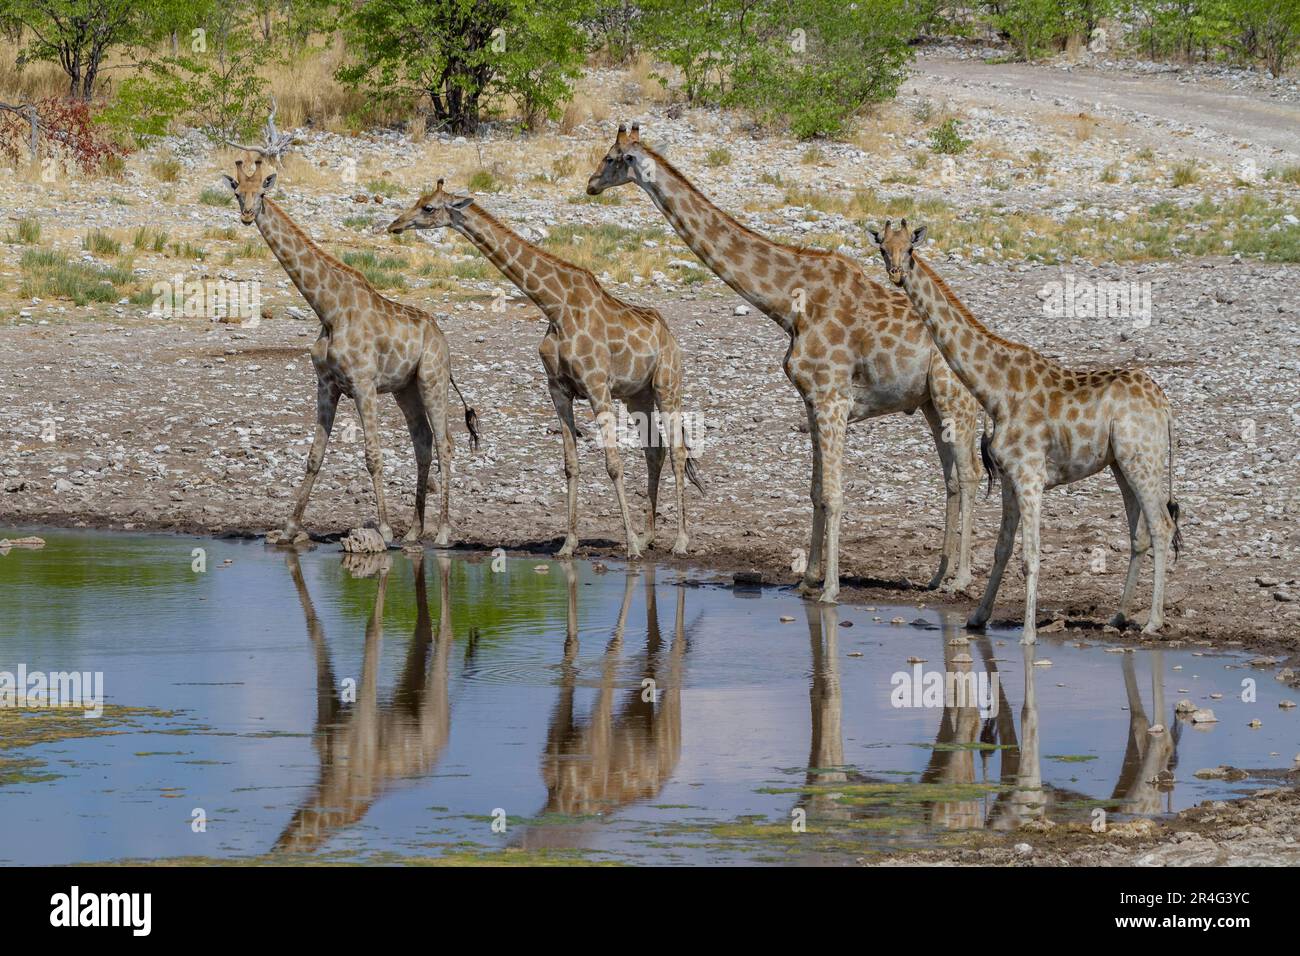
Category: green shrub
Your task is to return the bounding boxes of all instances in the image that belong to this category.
[928,119,969,155]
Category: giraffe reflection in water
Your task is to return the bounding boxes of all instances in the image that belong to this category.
[516,565,687,849]
[274,550,455,853]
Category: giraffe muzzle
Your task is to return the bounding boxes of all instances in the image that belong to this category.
[585,177,602,196]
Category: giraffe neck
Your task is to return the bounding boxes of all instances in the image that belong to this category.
[635,147,804,331]
[254,198,346,324]
[452,207,572,314]
[904,256,1026,417]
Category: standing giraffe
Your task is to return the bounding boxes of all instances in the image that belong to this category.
[223,141,477,546]
[870,220,1180,642]
[387,181,702,558]
[586,124,981,601]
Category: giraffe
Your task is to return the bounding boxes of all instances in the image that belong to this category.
[870,220,1181,643]
[387,180,702,559]
[222,145,478,547]
[586,123,981,602]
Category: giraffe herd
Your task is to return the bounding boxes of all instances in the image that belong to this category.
[227,118,1181,645]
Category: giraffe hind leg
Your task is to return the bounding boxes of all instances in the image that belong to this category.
[395,384,433,544]
[1109,462,1151,629]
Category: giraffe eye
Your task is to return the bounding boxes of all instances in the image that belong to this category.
[422,205,434,213]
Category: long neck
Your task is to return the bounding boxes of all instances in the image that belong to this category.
[452,208,573,314]
[636,149,805,331]
[903,257,1027,418]
[255,198,348,323]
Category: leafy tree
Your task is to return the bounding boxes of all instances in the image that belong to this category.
[98,4,274,144]
[726,0,918,138]
[0,0,180,99]
[1227,0,1300,75]
[337,0,591,134]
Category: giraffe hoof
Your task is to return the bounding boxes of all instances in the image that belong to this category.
[556,537,577,558]
[1141,621,1164,636]
[1109,612,1129,630]
[965,613,988,631]
[378,524,394,545]
[432,527,452,548]
[818,588,839,605]
[402,526,421,544]
[947,575,973,593]
[670,535,688,557]
[797,580,822,597]
[1020,629,1037,645]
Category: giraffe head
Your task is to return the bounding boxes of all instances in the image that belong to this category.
[868,218,927,286]
[586,123,651,195]
[386,179,474,234]
[221,159,277,225]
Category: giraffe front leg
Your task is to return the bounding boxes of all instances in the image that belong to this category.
[353,382,392,545]
[283,378,340,540]
[814,396,850,605]
[591,390,641,560]
[922,403,958,590]
[1016,477,1045,645]
[798,400,826,594]
[548,382,581,558]
[969,478,1019,630]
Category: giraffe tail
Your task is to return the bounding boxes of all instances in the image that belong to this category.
[680,417,705,494]
[979,424,999,498]
[1166,414,1181,562]
[450,375,479,451]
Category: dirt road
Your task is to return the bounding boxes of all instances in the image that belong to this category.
[913,56,1300,162]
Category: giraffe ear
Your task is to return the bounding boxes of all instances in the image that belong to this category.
[911,225,928,246]
[449,196,474,210]
[867,226,882,245]
[221,174,238,191]
[261,172,277,192]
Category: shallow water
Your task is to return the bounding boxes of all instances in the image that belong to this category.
[0,529,1294,865]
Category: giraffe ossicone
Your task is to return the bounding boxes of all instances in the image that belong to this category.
[871,219,1181,643]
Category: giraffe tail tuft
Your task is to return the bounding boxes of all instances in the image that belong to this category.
[979,428,999,498]
[1166,413,1180,561]
[1167,501,1182,562]
[450,375,480,451]
[685,456,705,494]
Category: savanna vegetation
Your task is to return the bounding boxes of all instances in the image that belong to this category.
[0,0,1295,176]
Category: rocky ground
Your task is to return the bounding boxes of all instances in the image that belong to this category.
[881,784,1300,866]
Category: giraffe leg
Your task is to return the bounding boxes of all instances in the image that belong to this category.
[395,384,433,543]
[1134,476,1173,635]
[953,420,980,592]
[1016,476,1045,645]
[591,386,641,560]
[654,361,690,556]
[1109,463,1151,629]
[798,399,826,594]
[629,391,664,552]
[968,478,1020,630]
[922,402,959,590]
[548,381,581,558]
[814,395,851,605]
[353,381,392,544]
[416,361,454,547]
[284,377,340,537]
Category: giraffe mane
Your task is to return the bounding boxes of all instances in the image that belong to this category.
[913,254,1044,361]
[638,143,850,264]
[467,202,667,326]
[262,198,395,298]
